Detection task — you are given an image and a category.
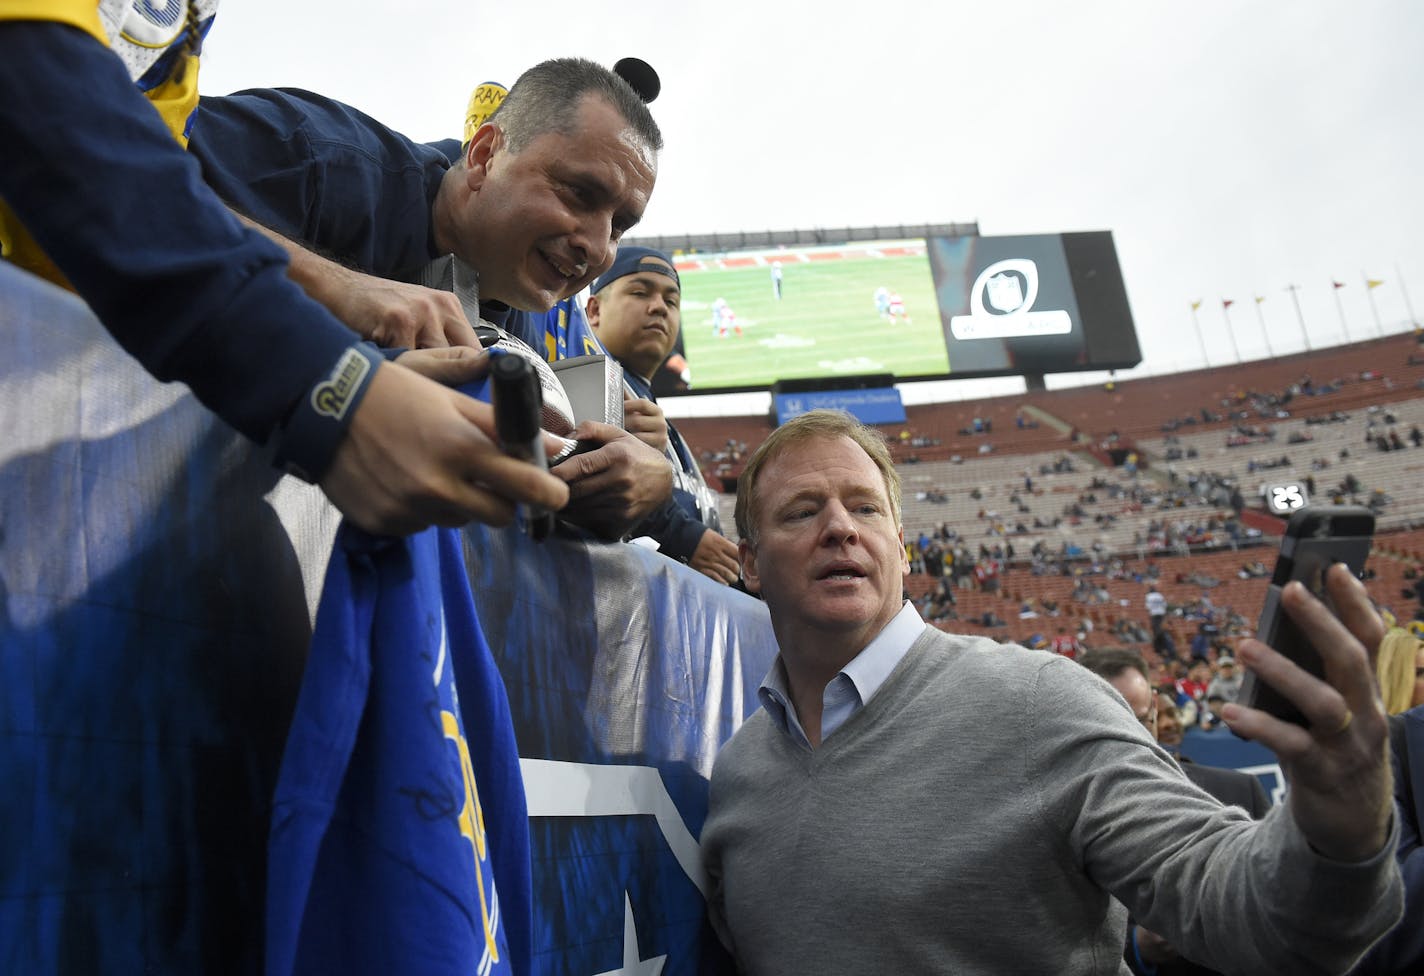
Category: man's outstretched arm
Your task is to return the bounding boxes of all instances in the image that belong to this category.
[231,212,480,352]
[0,20,565,534]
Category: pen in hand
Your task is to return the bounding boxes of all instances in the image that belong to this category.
[491,353,556,541]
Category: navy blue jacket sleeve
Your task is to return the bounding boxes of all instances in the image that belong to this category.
[190,88,448,282]
[0,22,358,443]
[632,497,710,563]
[1351,710,1424,974]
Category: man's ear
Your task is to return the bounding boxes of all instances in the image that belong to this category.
[738,539,761,594]
[463,123,503,191]
[898,527,910,575]
[585,293,601,330]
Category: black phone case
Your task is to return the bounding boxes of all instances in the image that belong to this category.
[1239,505,1375,726]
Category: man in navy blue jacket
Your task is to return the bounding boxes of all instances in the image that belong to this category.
[189,61,676,540]
[0,5,569,537]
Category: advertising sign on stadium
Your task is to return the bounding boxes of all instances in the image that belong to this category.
[773,387,907,425]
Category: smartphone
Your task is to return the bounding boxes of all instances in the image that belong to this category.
[549,438,598,467]
[1238,505,1375,725]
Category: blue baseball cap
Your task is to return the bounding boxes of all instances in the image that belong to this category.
[592,246,679,294]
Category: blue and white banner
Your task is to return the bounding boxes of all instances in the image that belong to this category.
[773,387,906,425]
[462,525,771,975]
[0,260,776,974]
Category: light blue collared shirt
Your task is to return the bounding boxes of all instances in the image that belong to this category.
[758,602,925,749]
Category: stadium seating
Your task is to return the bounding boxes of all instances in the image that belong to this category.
[680,327,1424,648]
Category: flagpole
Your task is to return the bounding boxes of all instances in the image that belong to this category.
[1332,280,1349,340]
[1190,302,1209,367]
[1363,272,1384,336]
[1221,300,1242,362]
[1398,263,1420,330]
[1285,283,1311,350]
[1254,296,1274,356]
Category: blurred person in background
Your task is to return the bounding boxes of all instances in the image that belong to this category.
[1351,700,1424,975]
[1083,649,1271,976]
[1206,654,1244,703]
[1376,628,1424,715]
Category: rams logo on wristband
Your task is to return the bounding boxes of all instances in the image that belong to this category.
[312,347,372,420]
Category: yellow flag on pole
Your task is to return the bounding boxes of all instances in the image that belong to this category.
[1367,278,1385,289]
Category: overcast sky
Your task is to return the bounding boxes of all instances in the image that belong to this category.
[198,2,1424,414]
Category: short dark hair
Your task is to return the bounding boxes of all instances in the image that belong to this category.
[1079,648,1149,682]
[492,57,662,155]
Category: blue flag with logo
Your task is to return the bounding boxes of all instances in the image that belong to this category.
[266,523,528,976]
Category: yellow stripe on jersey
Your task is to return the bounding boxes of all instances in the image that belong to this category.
[0,0,107,45]
[146,51,201,147]
[0,3,201,287]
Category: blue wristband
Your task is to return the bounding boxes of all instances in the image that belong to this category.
[272,342,383,483]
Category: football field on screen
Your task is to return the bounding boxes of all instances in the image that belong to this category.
[678,251,950,391]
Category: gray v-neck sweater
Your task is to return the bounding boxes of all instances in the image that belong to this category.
[702,627,1401,974]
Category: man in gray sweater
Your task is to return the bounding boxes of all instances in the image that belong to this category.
[701,409,1401,975]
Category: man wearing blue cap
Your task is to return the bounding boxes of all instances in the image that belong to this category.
[587,246,740,584]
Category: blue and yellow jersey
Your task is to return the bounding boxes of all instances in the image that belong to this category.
[0,0,215,283]
[543,297,604,362]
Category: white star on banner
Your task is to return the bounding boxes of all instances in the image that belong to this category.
[592,892,666,976]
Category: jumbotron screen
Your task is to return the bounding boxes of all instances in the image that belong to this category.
[651,231,1142,396]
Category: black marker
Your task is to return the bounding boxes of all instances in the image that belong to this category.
[491,354,554,540]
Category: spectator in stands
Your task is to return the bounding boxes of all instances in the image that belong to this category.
[954,549,976,591]
[1190,624,1214,662]
[1369,489,1391,514]
[1377,628,1424,715]
[1179,660,1213,704]
[1155,628,1180,663]
[974,555,1001,594]
[1207,655,1244,703]
[923,578,957,622]
[191,61,674,541]
[1050,627,1082,660]
[1239,559,1269,579]
[1155,693,1186,753]
[0,3,571,538]
[1115,617,1151,644]
[1081,649,1270,975]
[584,246,739,583]
[1199,693,1229,732]
[703,409,1399,974]
[1146,583,1168,637]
